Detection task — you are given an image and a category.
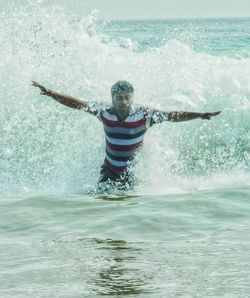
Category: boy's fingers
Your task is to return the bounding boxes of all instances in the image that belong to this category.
[31,81,44,89]
[213,111,221,116]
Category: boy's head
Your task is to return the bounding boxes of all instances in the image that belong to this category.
[111,81,134,98]
[111,81,134,115]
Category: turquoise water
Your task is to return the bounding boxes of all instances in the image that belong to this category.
[101,18,250,56]
[1,188,250,296]
[0,1,250,296]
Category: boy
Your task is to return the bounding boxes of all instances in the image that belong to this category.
[32,80,220,190]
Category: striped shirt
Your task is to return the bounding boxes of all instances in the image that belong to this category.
[85,102,166,176]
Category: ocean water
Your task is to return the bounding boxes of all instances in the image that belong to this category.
[0,1,250,297]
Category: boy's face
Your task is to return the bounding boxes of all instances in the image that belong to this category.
[112,91,133,115]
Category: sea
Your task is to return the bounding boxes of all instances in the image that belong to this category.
[0,1,250,297]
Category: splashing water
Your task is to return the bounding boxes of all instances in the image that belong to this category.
[0,2,250,196]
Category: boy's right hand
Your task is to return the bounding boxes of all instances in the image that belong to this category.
[31,81,51,96]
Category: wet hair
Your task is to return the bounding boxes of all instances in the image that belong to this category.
[111,81,134,98]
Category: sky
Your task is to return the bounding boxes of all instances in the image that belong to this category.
[1,0,250,20]
[81,0,250,19]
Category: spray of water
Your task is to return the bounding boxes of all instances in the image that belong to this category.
[0,2,249,196]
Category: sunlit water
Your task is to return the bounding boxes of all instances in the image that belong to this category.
[0,1,250,297]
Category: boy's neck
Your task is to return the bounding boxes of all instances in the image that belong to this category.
[114,108,131,122]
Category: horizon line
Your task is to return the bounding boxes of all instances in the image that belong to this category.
[102,16,250,22]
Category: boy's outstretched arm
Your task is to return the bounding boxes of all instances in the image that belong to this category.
[31,81,88,110]
[165,111,221,122]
